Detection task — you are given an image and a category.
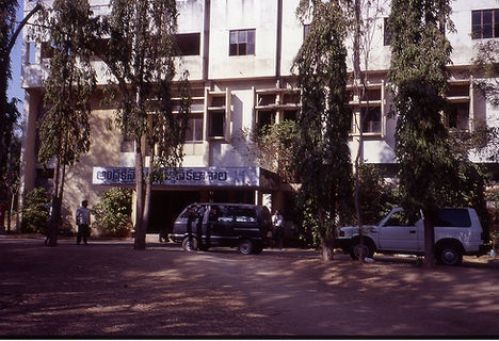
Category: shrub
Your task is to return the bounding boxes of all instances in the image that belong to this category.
[21,187,50,234]
[357,164,398,225]
[93,188,133,238]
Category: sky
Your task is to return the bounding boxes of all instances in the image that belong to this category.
[7,2,25,110]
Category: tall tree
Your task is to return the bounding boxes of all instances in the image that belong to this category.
[473,41,499,106]
[37,0,96,246]
[388,0,460,267]
[0,1,41,215]
[349,0,387,262]
[294,0,353,261]
[92,0,190,250]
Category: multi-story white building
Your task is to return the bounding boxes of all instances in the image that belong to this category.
[19,0,499,233]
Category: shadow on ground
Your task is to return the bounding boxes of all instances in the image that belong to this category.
[0,237,498,337]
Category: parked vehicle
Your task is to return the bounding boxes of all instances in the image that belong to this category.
[172,203,272,255]
[336,207,491,265]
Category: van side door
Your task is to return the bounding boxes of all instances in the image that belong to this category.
[208,205,234,245]
[231,207,260,240]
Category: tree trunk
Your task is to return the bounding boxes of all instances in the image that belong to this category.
[321,240,333,262]
[143,144,155,242]
[320,211,334,262]
[353,0,366,263]
[423,209,436,268]
[133,140,146,250]
[47,157,62,247]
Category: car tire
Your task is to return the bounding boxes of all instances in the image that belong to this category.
[350,240,374,260]
[182,236,198,252]
[238,239,254,255]
[437,245,463,266]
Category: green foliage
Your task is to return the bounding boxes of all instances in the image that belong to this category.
[486,187,499,246]
[90,0,190,249]
[21,187,49,234]
[93,188,133,238]
[356,164,398,225]
[389,0,489,217]
[98,0,187,158]
[38,0,96,166]
[388,0,489,266]
[34,0,97,246]
[473,40,499,106]
[0,0,19,204]
[293,1,353,252]
[388,0,458,218]
[252,120,300,183]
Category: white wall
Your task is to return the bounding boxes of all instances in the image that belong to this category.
[208,0,277,79]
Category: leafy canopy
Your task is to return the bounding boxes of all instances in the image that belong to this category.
[294,0,353,247]
[38,0,96,166]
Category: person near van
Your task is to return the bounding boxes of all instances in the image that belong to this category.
[206,206,220,248]
[186,205,197,244]
[272,210,284,249]
[76,200,91,245]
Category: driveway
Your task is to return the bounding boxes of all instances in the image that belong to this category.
[0,235,498,337]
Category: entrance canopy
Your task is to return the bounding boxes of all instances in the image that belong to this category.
[92,166,279,191]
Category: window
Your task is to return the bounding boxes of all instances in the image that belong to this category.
[472,9,499,39]
[445,103,469,131]
[283,93,300,105]
[304,24,311,39]
[209,111,225,137]
[212,206,233,223]
[384,211,416,227]
[383,18,392,46]
[27,42,37,64]
[175,33,200,56]
[186,114,204,142]
[284,110,297,121]
[179,205,206,225]
[257,110,275,131]
[436,209,471,228]
[41,42,55,59]
[229,29,255,56]
[361,107,381,133]
[231,208,257,223]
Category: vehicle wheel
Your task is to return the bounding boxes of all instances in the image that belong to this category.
[437,245,462,266]
[350,240,374,260]
[182,236,198,252]
[238,239,254,255]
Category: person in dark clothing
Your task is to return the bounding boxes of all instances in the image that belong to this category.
[76,200,91,245]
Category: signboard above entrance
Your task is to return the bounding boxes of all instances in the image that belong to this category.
[92,167,262,187]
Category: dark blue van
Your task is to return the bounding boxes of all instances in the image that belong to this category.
[172,203,272,255]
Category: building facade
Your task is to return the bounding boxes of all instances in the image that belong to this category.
[19,0,499,233]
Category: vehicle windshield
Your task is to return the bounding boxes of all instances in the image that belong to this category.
[378,209,394,226]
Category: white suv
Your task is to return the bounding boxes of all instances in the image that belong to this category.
[336,208,490,265]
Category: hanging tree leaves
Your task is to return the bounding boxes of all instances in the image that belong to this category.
[388,0,487,267]
[294,0,353,261]
[1,1,42,210]
[91,0,190,250]
[38,0,96,246]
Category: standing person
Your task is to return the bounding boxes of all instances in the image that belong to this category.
[205,205,219,249]
[76,200,91,245]
[272,210,284,249]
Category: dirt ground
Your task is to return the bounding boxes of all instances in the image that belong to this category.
[0,234,498,338]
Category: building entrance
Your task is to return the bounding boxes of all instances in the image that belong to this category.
[148,191,200,234]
